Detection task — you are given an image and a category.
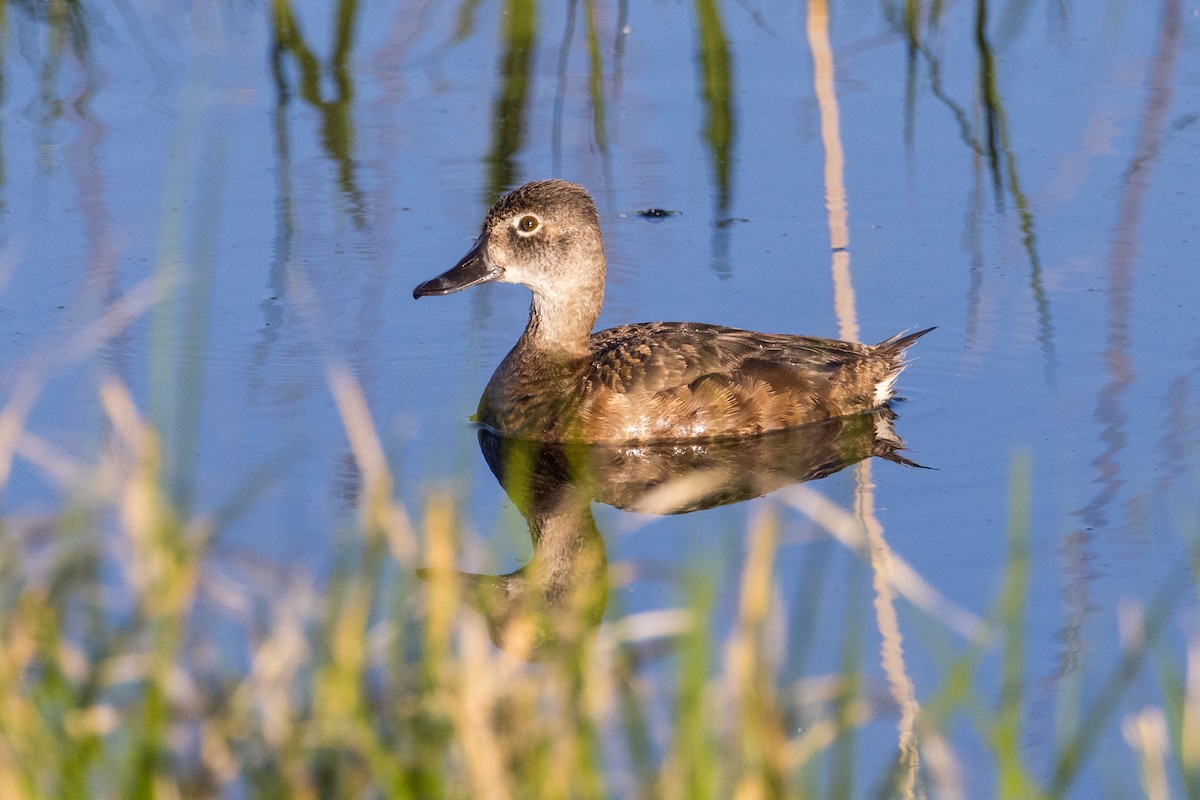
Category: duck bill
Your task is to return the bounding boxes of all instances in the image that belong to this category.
[413,239,503,298]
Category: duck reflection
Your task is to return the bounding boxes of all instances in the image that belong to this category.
[423,409,921,659]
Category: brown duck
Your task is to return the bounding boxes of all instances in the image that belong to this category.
[414,179,932,443]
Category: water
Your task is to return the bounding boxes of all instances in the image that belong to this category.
[2,0,1199,795]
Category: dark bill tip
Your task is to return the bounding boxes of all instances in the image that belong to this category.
[413,240,502,299]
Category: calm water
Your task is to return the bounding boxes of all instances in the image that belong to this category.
[2,0,1199,795]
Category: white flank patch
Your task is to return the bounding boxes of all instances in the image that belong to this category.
[874,368,901,405]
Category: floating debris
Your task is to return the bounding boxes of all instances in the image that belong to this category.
[634,208,682,221]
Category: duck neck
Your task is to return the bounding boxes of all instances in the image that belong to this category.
[517,289,601,360]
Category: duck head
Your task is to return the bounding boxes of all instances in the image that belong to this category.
[413,181,608,342]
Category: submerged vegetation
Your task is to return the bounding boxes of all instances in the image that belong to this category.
[2,0,1198,798]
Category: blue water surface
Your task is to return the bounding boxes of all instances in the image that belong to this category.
[2,1,1199,796]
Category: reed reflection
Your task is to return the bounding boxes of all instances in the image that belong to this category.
[901,0,1055,379]
[269,0,364,226]
[424,409,922,659]
[486,0,536,201]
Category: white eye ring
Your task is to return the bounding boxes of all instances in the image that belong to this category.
[515,214,540,235]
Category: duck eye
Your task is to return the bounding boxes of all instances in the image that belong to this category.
[517,215,539,233]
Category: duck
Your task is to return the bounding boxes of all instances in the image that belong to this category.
[413,179,932,443]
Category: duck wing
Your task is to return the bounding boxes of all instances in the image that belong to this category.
[575,323,930,441]
[585,323,874,394]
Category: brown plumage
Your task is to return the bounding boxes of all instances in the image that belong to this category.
[414,179,933,443]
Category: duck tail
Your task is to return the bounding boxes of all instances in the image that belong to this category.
[870,326,936,406]
[868,407,933,468]
[873,326,937,356]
